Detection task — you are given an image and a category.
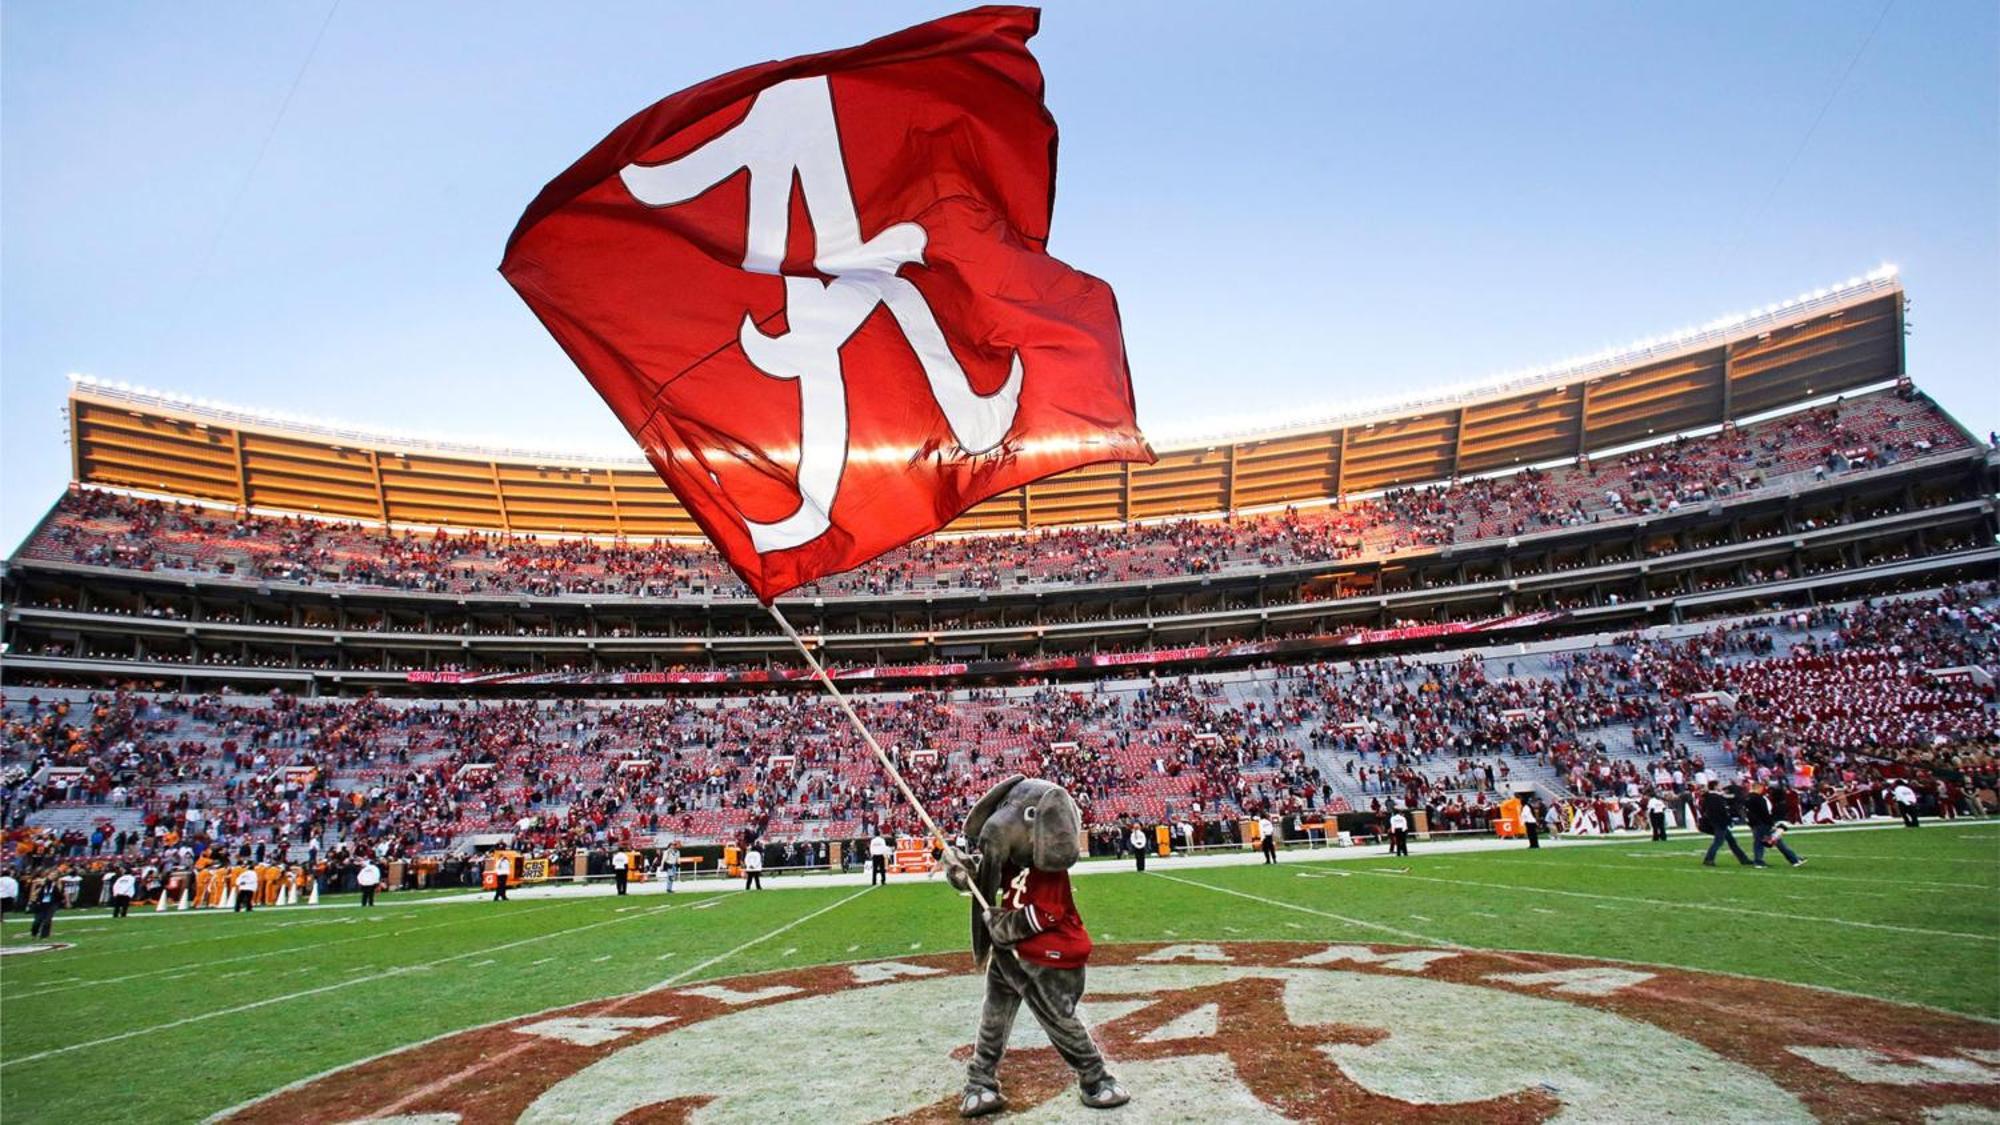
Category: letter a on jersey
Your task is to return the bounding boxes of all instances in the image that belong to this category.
[502,6,1153,601]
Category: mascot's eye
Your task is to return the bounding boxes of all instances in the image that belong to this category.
[1024,807,1038,821]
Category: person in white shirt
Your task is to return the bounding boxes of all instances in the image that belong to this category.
[1388,810,1409,857]
[490,854,511,902]
[233,865,260,913]
[110,870,138,918]
[0,871,19,915]
[1521,801,1541,849]
[659,843,681,893]
[611,848,631,896]
[1647,793,1670,841]
[1127,825,1148,872]
[1892,782,1921,828]
[868,833,890,886]
[1258,817,1279,864]
[357,859,382,907]
[743,844,764,890]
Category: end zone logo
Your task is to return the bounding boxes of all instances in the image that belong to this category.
[225,943,2000,1124]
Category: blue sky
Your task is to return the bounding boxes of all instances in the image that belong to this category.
[3,1,1994,553]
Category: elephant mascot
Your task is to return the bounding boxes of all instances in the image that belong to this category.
[944,774,1128,1117]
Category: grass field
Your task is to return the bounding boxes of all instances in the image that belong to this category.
[2,822,1996,1123]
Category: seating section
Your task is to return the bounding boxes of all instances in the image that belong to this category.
[17,390,1971,600]
[6,584,1993,867]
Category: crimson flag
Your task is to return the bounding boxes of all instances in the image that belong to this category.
[502,6,1153,602]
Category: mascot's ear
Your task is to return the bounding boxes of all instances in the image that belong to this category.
[963,774,1026,842]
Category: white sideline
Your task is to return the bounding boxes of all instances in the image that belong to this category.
[0,895,708,1069]
[402,817,1997,904]
[1350,870,1999,942]
[367,885,877,1118]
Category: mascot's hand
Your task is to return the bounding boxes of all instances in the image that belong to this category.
[942,846,975,892]
[985,908,1038,948]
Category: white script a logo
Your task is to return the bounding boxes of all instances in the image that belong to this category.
[620,76,1023,553]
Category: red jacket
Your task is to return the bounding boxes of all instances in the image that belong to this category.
[1000,863,1092,968]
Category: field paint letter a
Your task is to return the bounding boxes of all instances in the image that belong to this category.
[620,76,1024,553]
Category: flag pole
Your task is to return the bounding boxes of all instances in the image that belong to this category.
[766,602,991,912]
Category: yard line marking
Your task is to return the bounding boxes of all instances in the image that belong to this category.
[1786,851,1997,866]
[650,888,874,991]
[1152,872,1456,947]
[1354,870,2000,943]
[473,960,498,967]
[7,903,572,1001]
[656,952,677,961]
[531,958,554,966]
[0,897,703,1069]
[591,955,613,963]
[372,886,877,1118]
[25,911,365,964]
[1457,855,1989,893]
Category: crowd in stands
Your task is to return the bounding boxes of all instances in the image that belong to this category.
[2,674,1331,881]
[6,582,1994,892]
[19,390,1971,601]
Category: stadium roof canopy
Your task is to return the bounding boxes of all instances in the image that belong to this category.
[65,271,1904,538]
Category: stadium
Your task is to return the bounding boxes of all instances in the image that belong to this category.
[5,267,1998,1121]
[3,5,1997,1124]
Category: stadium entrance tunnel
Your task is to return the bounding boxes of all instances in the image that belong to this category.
[221,943,2000,1123]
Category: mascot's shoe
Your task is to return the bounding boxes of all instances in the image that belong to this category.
[1079,1079,1130,1110]
[959,1086,1007,1118]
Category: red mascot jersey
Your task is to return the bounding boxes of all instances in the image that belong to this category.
[1000,863,1092,968]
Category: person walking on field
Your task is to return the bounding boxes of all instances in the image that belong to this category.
[1128,824,1147,872]
[1259,816,1278,863]
[743,844,764,890]
[1388,810,1410,857]
[233,864,259,912]
[111,869,137,918]
[1521,801,1541,849]
[491,853,512,901]
[1745,784,1806,868]
[1700,781,1753,867]
[869,832,890,886]
[28,875,60,940]
[659,843,681,893]
[1892,781,1921,828]
[357,858,382,907]
[1647,793,1670,841]
[612,848,630,896]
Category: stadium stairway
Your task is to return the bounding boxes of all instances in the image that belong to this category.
[24,802,146,837]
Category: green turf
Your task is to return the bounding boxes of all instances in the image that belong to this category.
[2,822,1995,1123]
